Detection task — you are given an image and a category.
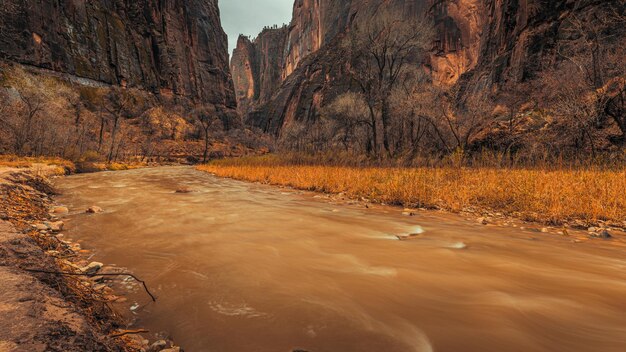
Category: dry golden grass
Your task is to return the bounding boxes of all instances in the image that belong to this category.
[199,155,626,226]
[0,155,75,174]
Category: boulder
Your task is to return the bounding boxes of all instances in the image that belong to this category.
[86,206,104,214]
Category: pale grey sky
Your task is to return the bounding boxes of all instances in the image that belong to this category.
[219,0,294,56]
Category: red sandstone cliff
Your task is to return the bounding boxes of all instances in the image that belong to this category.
[231,0,483,132]
[231,0,624,137]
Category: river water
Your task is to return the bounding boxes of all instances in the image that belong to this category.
[54,167,626,352]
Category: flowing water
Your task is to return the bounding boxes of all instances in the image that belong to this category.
[54,167,626,352]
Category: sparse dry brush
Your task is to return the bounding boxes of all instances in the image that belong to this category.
[0,63,270,164]
[199,155,626,227]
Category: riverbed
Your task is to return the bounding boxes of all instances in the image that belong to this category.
[54,166,626,352]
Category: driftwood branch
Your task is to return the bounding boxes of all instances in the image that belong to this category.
[21,268,157,302]
[109,329,150,338]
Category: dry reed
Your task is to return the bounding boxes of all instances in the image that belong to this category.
[199,155,626,226]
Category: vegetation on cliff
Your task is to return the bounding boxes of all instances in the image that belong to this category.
[0,63,270,165]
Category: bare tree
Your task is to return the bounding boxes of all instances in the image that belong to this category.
[322,92,371,152]
[192,105,222,163]
[347,10,434,157]
[552,0,626,147]
[103,87,134,162]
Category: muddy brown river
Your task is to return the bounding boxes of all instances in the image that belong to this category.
[54,166,626,352]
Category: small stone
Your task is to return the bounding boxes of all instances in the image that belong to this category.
[81,262,104,275]
[160,348,180,352]
[52,206,69,214]
[595,230,612,239]
[47,221,64,232]
[540,228,549,233]
[587,227,597,233]
[86,206,104,214]
[477,217,488,225]
[33,223,50,231]
[148,340,168,352]
[92,284,107,292]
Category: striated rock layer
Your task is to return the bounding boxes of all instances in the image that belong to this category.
[231,0,624,136]
[0,0,237,110]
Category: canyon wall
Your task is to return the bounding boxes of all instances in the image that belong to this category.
[231,0,484,133]
[232,0,622,136]
[0,0,237,111]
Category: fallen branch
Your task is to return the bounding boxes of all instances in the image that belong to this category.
[21,268,157,302]
[109,329,150,338]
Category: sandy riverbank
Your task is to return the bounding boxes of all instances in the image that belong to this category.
[0,165,179,352]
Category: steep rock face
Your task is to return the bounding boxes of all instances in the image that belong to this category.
[231,36,259,114]
[231,26,289,117]
[231,0,482,133]
[233,0,624,138]
[460,0,570,92]
[0,0,237,110]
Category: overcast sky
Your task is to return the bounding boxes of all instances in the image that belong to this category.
[219,0,294,56]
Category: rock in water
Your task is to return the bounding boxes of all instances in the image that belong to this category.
[47,221,64,232]
[86,206,104,214]
[592,230,613,239]
[51,206,69,214]
[160,348,181,352]
[148,340,168,352]
[81,262,104,275]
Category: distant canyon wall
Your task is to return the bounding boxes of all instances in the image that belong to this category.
[231,0,619,136]
[0,0,237,113]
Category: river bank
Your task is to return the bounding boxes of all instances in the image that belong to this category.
[199,155,626,234]
[0,163,180,352]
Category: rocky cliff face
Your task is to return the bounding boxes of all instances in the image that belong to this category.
[231,0,483,133]
[0,0,237,110]
[232,0,622,136]
[231,26,289,116]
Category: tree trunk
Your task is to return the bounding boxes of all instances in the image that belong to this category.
[98,112,105,152]
[107,116,120,163]
[202,127,210,163]
[367,105,378,156]
[381,98,391,156]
